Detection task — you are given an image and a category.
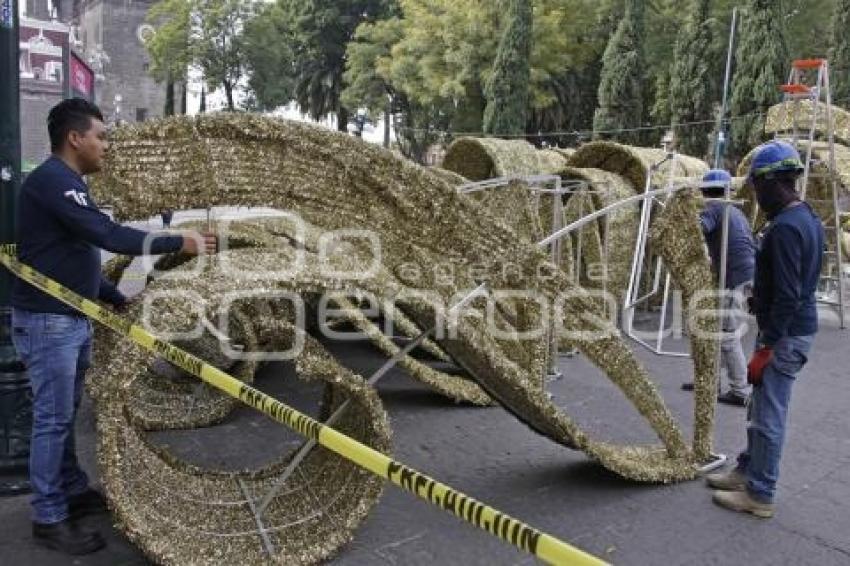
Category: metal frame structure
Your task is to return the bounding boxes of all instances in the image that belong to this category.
[540,180,729,473]
[458,175,588,381]
[185,176,734,539]
[621,154,715,358]
[776,58,846,328]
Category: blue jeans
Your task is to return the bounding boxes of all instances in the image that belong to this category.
[11,309,93,524]
[736,334,814,504]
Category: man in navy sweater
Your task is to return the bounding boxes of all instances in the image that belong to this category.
[682,169,756,406]
[10,98,216,554]
[706,141,824,518]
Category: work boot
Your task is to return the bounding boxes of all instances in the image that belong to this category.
[68,488,109,519]
[705,467,746,491]
[717,390,749,407]
[712,490,775,518]
[32,519,106,555]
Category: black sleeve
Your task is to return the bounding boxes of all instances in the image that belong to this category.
[98,277,126,306]
[43,186,183,255]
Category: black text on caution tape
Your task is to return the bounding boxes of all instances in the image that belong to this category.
[387,460,542,554]
[237,383,323,441]
[152,338,205,377]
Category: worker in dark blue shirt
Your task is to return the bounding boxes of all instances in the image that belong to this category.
[682,169,756,406]
[707,141,824,519]
[9,98,216,555]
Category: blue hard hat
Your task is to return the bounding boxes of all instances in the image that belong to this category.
[700,169,732,190]
[748,140,804,180]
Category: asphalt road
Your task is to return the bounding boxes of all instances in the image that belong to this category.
[1,210,848,565]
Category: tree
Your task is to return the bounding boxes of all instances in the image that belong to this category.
[482,0,532,136]
[193,0,256,111]
[342,0,604,144]
[164,81,176,116]
[242,2,296,110]
[669,0,717,159]
[244,0,397,131]
[786,0,836,60]
[146,0,254,112]
[650,65,671,126]
[527,4,618,145]
[342,18,401,147]
[729,0,788,159]
[593,0,646,144]
[342,17,451,158]
[830,0,850,105]
[145,0,191,115]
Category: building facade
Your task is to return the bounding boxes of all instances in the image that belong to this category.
[73,0,165,125]
[18,0,166,168]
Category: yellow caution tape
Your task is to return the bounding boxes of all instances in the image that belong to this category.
[0,248,606,566]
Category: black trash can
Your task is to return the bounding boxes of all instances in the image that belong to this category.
[0,362,31,496]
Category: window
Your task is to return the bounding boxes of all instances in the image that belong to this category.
[136,108,148,122]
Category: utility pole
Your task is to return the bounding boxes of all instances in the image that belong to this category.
[713,7,738,168]
[0,0,30,496]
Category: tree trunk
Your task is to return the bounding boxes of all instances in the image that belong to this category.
[337,106,350,133]
[224,81,235,111]
[180,81,188,115]
[164,78,175,116]
[383,100,391,148]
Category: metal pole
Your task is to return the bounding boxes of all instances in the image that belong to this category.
[0,0,31,496]
[714,7,738,169]
[823,62,846,329]
[622,162,661,335]
[799,64,823,201]
[716,180,732,393]
[0,0,19,313]
[547,179,564,380]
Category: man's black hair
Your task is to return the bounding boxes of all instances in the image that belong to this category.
[47,98,104,152]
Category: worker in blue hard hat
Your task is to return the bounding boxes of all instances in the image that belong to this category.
[681,168,756,406]
[706,140,825,519]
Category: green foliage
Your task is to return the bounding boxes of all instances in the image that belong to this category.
[145,0,192,83]
[729,0,788,159]
[482,0,532,136]
[593,0,646,144]
[669,0,717,159]
[142,0,843,153]
[343,17,450,159]
[146,0,255,111]
[342,0,605,143]
[242,2,296,110]
[831,0,850,105]
[341,19,400,115]
[785,0,837,59]
[650,65,671,126]
[244,0,396,130]
[193,0,256,110]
